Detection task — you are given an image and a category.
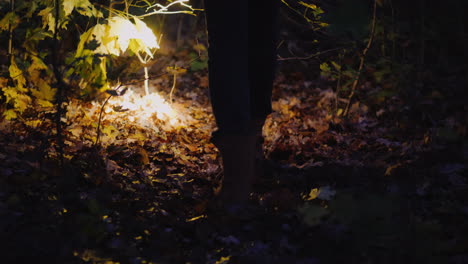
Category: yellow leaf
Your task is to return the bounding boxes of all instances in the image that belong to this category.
[0,12,20,31]
[63,0,102,17]
[76,24,117,56]
[36,99,54,108]
[38,81,56,101]
[102,125,117,136]
[9,59,27,92]
[133,17,159,54]
[193,43,206,52]
[166,66,187,75]
[108,16,136,54]
[62,0,76,16]
[76,0,103,18]
[107,16,159,57]
[2,86,18,104]
[298,1,318,9]
[38,7,55,33]
[307,188,320,200]
[69,126,83,138]
[25,120,42,127]
[15,94,32,112]
[31,80,56,108]
[215,256,231,264]
[3,109,17,120]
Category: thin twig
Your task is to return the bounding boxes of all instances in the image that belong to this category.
[95,84,122,146]
[8,0,14,58]
[334,51,344,116]
[169,70,177,103]
[52,0,65,167]
[343,0,377,117]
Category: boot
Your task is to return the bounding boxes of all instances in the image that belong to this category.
[212,132,257,206]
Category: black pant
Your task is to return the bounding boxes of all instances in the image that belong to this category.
[204,0,279,134]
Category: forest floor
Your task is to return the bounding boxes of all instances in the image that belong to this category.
[0,51,467,264]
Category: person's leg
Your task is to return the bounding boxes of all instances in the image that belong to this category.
[204,0,253,204]
[204,0,250,133]
[204,0,278,205]
[248,0,279,181]
[249,0,279,122]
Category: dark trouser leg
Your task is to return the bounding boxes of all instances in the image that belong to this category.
[204,0,278,204]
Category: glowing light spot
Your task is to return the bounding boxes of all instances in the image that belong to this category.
[101,87,185,131]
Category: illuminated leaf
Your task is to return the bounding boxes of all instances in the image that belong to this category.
[298,1,318,10]
[89,24,113,54]
[62,0,76,16]
[108,16,136,54]
[25,120,42,127]
[9,59,27,92]
[3,109,17,120]
[215,256,231,264]
[69,126,83,138]
[15,94,32,112]
[75,0,103,17]
[30,56,48,71]
[38,7,55,32]
[306,188,319,200]
[31,80,56,107]
[76,24,119,56]
[76,27,94,57]
[133,17,159,56]
[63,0,103,17]
[166,66,187,75]
[28,56,49,86]
[2,86,18,104]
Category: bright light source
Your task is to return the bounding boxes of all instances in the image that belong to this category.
[102,87,182,130]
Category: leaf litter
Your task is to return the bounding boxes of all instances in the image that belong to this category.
[0,59,467,263]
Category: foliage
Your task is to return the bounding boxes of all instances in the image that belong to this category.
[0,0,195,121]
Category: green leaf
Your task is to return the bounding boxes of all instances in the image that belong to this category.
[191,60,208,72]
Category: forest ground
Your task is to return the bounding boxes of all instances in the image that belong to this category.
[0,47,467,264]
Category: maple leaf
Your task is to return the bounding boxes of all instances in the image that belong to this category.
[63,0,103,17]
[9,59,27,92]
[108,16,135,54]
[133,17,159,57]
[38,7,55,33]
[3,109,17,120]
[62,0,76,16]
[31,80,56,107]
[15,94,32,112]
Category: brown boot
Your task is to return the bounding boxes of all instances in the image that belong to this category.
[212,132,257,205]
